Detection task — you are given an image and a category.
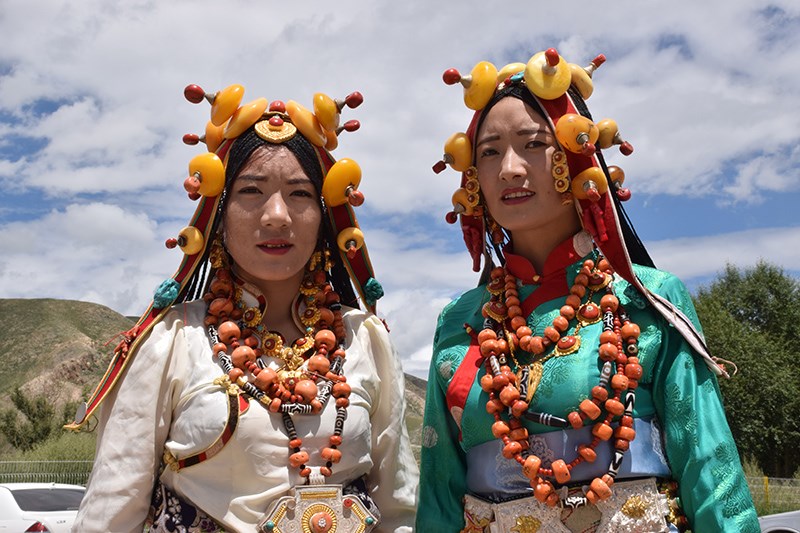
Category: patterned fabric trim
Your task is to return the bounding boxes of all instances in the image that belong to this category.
[461,478,671,533]
[146,482,227,532]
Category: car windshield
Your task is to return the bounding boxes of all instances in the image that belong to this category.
[11,488,85,512]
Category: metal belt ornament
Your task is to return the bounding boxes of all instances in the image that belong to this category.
[258,484,378,533]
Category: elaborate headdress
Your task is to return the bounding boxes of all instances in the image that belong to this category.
[69,84,384,428]
[434,48,726,377]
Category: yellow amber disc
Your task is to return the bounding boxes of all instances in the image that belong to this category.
[571,167,608,200]
[524,52,571,100]
[313,93,340,132]
[188,152,225,197]
[608,165,625,186]
[569,63,594,100]
[336,227,364,253]
[286,100,327,147]
[464,61,498,111]
[555,114,599,154]
[324,129,338,151]
[210,84,245,126]
[496,62,526,84]
[322,158,361,207]
[451,188,474,216]
[444,132,472,172]
[223,98,268,140]
[205,121,225,153]
[178,226,205,255]
[596,119,619,149]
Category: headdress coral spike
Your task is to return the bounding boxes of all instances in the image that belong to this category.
[183,133,200,145]
[338,120,360,134]
[339,92,363,110]
[569,54,607,100]
[184,84,208,104]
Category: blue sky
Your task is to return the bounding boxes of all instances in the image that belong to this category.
[1,0,799,377]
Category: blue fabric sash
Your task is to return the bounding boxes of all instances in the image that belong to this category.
[465,417,671,502]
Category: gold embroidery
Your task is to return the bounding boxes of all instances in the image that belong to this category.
[162,449,179,472]
[511,515,541,533]
[621,495,649,519]
[461,511,491,533]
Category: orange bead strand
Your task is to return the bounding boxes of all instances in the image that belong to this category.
[477,256,640,508]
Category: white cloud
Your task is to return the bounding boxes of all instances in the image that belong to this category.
[648,226,800,280]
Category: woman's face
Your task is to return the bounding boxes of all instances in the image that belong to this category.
[223,145,322,287]
[475,96,578,238]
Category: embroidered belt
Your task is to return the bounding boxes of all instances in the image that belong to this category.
[462,478,670,533]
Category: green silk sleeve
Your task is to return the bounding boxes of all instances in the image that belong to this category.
[649,274,760,532]
[416,303,470,532]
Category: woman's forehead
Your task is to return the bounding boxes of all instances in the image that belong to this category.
[478,97,550,139]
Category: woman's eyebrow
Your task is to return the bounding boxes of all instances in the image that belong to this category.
[517,128,550,136]
[476,128,551,147]
[475,134,500,147]
[235,175,313,185]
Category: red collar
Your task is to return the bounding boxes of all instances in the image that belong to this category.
[503,236,585,285]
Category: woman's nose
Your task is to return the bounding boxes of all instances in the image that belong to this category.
[261,193,291,227]
[498,148,526,182]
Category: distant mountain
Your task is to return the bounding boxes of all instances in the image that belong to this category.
[0,299,426,455]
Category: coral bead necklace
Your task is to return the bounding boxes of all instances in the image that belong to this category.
[202,258,352,483]
[478,257,643,508]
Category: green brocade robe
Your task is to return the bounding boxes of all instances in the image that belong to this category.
[416,240,758,532]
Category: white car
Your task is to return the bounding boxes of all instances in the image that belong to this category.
[759,510,800,533]
[0,483,85,533]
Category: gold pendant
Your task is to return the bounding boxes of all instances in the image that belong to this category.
[553,335,581,357]
[258,484,378,533]
[526,362,543,402]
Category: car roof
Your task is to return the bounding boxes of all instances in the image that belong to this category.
[0,482,85,490]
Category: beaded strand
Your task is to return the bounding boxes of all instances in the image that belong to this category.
[203,262,352,484]
[477,257,643,507]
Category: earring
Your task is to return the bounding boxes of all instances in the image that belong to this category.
[485,211,505,245]
[209,233,229,269]
[551,150,574,205]
[551,150,570,192]
[464,166,481,208]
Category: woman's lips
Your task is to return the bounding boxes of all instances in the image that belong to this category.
[501,188,534,205]
[257,240,293,255]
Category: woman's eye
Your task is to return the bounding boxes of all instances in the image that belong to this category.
[480,148,498,158]
[291,189,314,198]
[526,140,547,149]
[237,186,261,194]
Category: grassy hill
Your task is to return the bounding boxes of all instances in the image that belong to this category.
[0,299,135,401]
[0,298,426,459]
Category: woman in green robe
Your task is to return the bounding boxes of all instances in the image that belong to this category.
[416,48,758,533]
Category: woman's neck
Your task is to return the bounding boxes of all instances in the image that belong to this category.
[242,269,306,339]
[509,218,582,273]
